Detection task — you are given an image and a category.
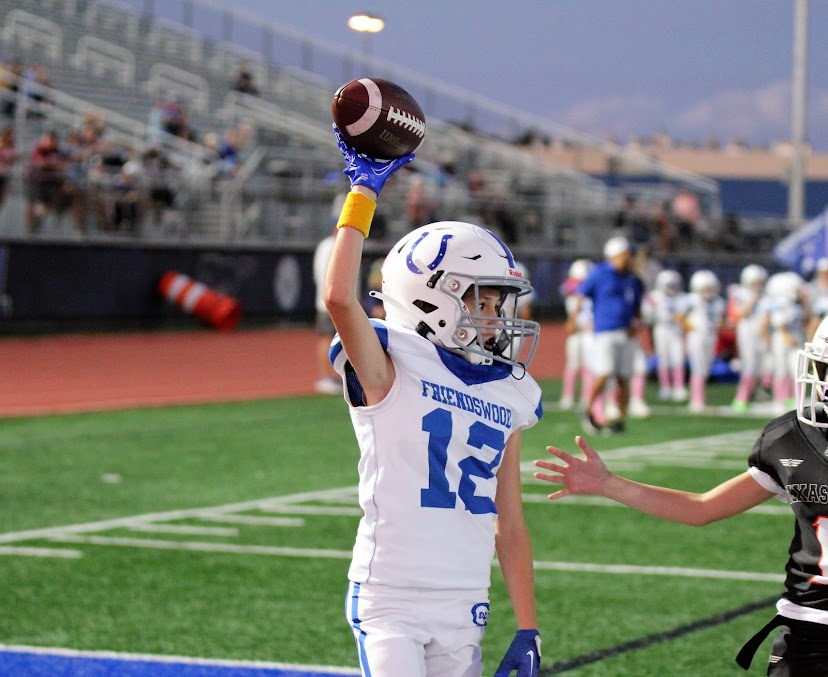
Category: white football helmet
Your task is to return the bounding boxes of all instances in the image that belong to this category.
[766,271,804,303]
[689,269,720,298]
[796,315,828,428]
[568,258,592,281]
[377,221,540,368]
[655,269,682,295]
[740,264,768,287]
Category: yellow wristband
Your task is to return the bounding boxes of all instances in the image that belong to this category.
[336,191,376,239]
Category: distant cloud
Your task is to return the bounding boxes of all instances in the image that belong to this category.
[553,80,828,149]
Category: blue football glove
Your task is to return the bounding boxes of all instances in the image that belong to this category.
[333,124,414,196]
[494,629,541,677]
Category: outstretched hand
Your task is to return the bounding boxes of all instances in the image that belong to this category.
[533,436,611,500]
[333,124,414,196]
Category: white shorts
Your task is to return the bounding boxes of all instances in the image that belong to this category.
[345,581,487,677]
[591,329,638,378]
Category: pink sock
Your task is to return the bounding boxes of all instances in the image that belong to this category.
[691,374,705,405]
[562,367,577,399]
[735,375,755,403]
[672,366,685,390]
[658,367,670,391]
[632,373,645,401]
[581,370,593,405]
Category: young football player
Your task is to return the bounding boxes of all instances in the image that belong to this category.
[683,269,726,412]
[758,272,808,415]
[325,126,542,677]
[560,258,594,411]
[730,264,769,412]
[642,268,688,401]
[534,314,828,675]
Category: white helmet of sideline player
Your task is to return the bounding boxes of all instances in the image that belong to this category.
[568,258,592,281]
[655,269,682,295]
[689,269,720,298]
[377,221,540,368]
[766,271,804,303]
[740,264,768,287]
[796,315,828,428]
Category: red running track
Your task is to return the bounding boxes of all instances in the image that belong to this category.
[3,323,565,417]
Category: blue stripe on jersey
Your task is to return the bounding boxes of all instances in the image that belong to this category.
[435,345,512,386]
[348,583,371,677]
[534,397,543,421]
[328,321,389,368]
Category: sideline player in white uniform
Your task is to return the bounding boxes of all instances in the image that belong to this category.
[325,126,543,677]
[642,269,688,401]
[683,269,726,412]
[730,264,768,412]
[759,271,807,415]
[560,259,593,410]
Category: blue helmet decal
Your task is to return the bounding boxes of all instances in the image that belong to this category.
[485,228,515,267]
[406,232,454,274]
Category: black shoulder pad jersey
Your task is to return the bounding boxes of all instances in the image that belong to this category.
[749,409,828,610]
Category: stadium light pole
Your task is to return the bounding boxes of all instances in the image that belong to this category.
[788,0,808,228]
[348,12,385,63]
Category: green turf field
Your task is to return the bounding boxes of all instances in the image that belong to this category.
[0,380,790,675]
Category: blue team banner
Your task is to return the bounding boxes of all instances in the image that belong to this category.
[773,208,828,277]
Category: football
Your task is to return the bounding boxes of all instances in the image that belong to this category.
[332,77,426,160]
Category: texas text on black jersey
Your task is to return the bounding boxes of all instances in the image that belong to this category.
[749,408,828,614]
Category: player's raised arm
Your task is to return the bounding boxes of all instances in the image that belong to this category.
[323,126,413,405]
[534,436,774,526]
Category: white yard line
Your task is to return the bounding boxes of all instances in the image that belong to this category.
[127,524,239,536]
[520,492,791,515]
[47,534,780,583]
[0,644,361,674]
[194,514,306,527]
[0,546,82,558]
[530,560,783,582]
[0,486,356,545]
[257,505,363,516]
[52,535,355,560]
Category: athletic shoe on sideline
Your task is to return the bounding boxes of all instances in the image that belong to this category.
[731,400,749,413]
[559,396,574,410]
[607,420,626,434]
[671,387,689,402]
[628,399,651,418]
[580,412,603,435]
[315,377,341,395]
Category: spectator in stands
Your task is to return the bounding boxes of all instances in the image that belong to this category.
[614,193,651,247]
[232,61,259,96]
[0,126,20,212]
[672,187,700,249]
[141,143,178,232]
[161,97,189,139]
[0,59,23,117]
[63,119,107,233]
[21,63,50,113]
[24,129,66,233]
[111,159,143,234]
[86,145,130,232]
[147,98,165,141]
[652,200,676,253]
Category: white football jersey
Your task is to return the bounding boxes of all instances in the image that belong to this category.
[330,321,542,591]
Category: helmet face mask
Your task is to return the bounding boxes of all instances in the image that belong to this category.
[378,221,540,368]
[797,316,828,428]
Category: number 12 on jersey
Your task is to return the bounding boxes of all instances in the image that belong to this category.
[419,407,505,515]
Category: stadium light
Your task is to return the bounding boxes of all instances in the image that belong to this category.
[348,12,384,60]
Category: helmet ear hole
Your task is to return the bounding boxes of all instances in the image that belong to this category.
[413,299,438,314]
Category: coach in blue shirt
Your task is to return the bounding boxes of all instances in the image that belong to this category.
[573,235,643,434]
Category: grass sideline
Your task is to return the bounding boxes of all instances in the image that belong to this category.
[0,380,788,675]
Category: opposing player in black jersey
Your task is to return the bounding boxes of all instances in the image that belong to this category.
[534,315,828,675]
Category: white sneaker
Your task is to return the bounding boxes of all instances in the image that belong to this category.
[628,399,651,418]
[658,387,671,401]
[688,401,705,413]
[314,377,341,395]
[671,387,688,402]
[559,396,574,410]
[604,401,621,421]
